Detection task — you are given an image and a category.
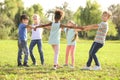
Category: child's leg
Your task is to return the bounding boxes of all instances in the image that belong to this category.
[91,42,103,66]
[87,42,96,67]
[29,40,36,64]
[70,45,76,66]
[37,39,44,65]
[22,40,29,65]
[52,45,60,65]
[65,45,71,65]
[17,40,23,65]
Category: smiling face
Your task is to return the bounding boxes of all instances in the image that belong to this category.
[101,11,111,22]
[33,14,40,24]
[22,19,29,25]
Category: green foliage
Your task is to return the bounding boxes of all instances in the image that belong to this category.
[74,0,102,39]
[108,4,120,39]
[107,20,117,38]
[0,14,15,39]
[0,40,120,80]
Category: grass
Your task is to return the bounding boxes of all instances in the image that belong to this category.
[0,40,120,80]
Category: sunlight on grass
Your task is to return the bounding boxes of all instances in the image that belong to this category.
[0,40,120,80]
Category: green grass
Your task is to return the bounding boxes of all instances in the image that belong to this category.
[0,40,120,80]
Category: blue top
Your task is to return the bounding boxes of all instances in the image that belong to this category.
[48,22,61,45]
[18,23,27,40]
[64,28,76,45]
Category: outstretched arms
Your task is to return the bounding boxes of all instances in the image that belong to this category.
[60,24,84,31]
[83,24,98,31]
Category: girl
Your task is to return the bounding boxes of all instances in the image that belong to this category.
[29,14,44,65]
[64,20,78,69]
[34,9,83,69]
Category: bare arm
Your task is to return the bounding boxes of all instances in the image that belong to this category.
[83,24,98,31]
[36,22,52,28]
[34,22,52,31]
[60,24,76,28]
[60,24,84,31]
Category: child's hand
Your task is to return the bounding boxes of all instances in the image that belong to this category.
[34,26,37,31]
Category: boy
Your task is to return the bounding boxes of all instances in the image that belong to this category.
[82,11,111,70]
[17,14,33,67]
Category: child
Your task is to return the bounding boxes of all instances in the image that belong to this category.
[64,20,78,69]
[29,14,44,65]
[82,11,111,70]
[34,9,83,69]
[17,14,33,67]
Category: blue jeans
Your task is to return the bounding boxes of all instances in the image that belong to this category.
[17,40,29,64]
[87,42,103,67]
[29,39,44,65]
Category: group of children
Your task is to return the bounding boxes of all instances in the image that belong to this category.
[17,9,111,70]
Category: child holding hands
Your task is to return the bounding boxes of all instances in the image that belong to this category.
[33,9,83,69]
[81,11,111,70]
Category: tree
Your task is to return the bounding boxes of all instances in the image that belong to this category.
[108,4,120,39]
[74,0,102,39]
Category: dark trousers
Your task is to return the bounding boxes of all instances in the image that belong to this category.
[29,39,44,65]
[87,42,103,67]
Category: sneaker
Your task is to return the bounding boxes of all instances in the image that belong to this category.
[53,64,63,70]
[53,65,57,70]
[81,66,91,70]
[63,64,68,67]
[18,63,23,67]
[23,63,29,67]
[69,65,74,69]
[93,66,101,70]
[32,62,37,66]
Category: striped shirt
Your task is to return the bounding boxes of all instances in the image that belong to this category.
[94,22,108,44]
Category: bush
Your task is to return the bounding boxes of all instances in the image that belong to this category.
[0,28,9,39]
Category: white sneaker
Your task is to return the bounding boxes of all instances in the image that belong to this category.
[93,66,101,70]
[70,65,74,69]
[81,66,91,70]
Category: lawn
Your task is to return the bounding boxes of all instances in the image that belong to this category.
[0,40,120,80]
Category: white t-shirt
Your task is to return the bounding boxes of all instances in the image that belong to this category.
[31,24,43,40]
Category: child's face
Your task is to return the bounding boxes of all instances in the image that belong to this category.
[33,15,40,23]
[22,19,29,25]
[102,13,109,22]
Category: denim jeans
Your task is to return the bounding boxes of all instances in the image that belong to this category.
[87,42,103,67]
[29,39,44,65]
[17,40,29,64]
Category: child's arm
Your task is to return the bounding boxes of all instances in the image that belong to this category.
[26,25,34,29]
[60,24,84,31]
[83,24,98,31]
[34,22,52,30]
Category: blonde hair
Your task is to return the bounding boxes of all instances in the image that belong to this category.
[103,11,112,18]
[33,14,40,20]
[66,20,78,42]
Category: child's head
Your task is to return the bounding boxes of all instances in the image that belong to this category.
[54,9,64,21]
[20,14,29,25]
[67,20,76,27]
[33,14,40,24]
[102,11,112,22]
